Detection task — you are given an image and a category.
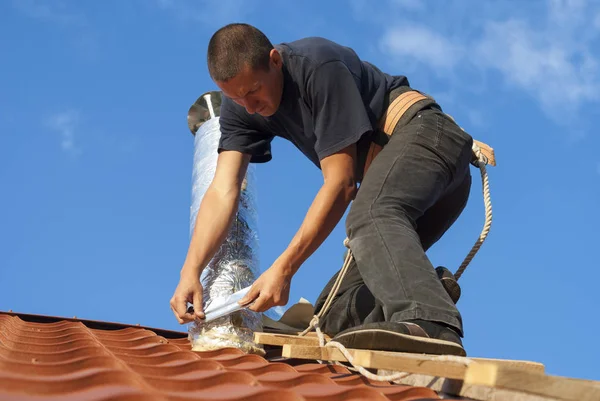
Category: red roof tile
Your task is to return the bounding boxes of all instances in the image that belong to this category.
[0,311,458,401]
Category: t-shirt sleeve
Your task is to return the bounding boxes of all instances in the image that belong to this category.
[217,99,275,163]
[306,60,374,161]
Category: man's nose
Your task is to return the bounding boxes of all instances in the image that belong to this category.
[242,98,258,114]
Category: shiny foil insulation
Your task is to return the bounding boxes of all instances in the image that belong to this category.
[186,92,263,354]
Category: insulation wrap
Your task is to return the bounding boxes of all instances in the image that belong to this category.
[186,92,263,354]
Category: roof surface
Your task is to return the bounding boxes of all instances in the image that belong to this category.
[0,311,461,401]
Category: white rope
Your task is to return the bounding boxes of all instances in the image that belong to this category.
[298,238,353,337]
[297,143,492,382]
[455,143,492,280]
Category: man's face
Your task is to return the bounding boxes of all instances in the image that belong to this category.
[216,49,284,117]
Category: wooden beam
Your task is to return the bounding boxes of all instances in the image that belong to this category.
[356,350,545,376]
[282,344,478,380]
[283,344,600,401]
[255,332,329,347]
[281,344,544,376]
[258,332,542,375]
[473,139,496,166]
[255,332,331,346]
[465,363,600,401]
[282,344,346,363]
[381,372,560,401]
[468,357,545,372]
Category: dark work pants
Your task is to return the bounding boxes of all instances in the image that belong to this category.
[314,104,473,338]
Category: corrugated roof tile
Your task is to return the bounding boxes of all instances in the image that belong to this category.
[0,312,457,401]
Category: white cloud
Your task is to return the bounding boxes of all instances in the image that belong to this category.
[46,110,81,155]
[377,0,600,121]
[474,18,600,114]
[380,25,464,71]
[466,109,485,129]
[547,0,587,29]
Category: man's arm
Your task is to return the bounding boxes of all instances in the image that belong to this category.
[279,143,357,274]
[181,150,251,277]
[171,150,251,323]
[282,61,372,271]
[241,143,357,312]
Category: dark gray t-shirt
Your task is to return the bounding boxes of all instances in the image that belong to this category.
[217,37,409,169]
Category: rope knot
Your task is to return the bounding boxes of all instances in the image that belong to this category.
[472,142,489,166]
[309,315,320,329]
[343,237,350,248]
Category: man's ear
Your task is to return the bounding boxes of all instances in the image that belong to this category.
[269,49,282,69]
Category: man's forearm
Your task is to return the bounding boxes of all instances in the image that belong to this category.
[279,181,356,275]
[181,185,239,278]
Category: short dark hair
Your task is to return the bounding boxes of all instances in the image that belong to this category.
[207,23,274,82]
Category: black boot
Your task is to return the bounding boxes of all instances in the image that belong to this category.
[436,266,461,304]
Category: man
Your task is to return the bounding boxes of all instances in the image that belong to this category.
[170,23,474,356]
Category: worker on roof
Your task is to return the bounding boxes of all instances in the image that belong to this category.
[171,23,474,357]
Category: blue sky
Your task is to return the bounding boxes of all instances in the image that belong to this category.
[1,0,599,381]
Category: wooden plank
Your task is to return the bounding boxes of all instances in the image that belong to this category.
[474,139,496,166]
[261,333,542,373]
[282,344,345,362]
[356,350,545,375]
[281,344,544,375]
[465,364,600,401]
[283,344,476,380]
[381,371,561,401]
[283,344,600,401]
[256,332,327,347]
[254,332,329,347]
[467,357,545,373]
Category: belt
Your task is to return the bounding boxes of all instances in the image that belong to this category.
[363,90,429,175]
[361,90,496,178]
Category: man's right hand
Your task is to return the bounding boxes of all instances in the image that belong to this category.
[170,272,205,324]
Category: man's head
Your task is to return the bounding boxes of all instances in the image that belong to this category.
[207,23,284,117]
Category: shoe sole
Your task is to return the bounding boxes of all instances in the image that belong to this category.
[333,328,467,357]
[441,277,461,304]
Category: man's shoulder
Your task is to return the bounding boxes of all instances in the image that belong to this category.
[278,37,360,69]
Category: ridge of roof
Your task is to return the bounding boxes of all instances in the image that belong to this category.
[1,310,187,339]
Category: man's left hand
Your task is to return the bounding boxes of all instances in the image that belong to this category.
[238,261,293,313]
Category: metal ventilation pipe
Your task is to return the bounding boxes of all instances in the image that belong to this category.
[186,91,263,355]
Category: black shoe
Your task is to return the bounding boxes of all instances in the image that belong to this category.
[332,320,466,357]
[436,266,461,304]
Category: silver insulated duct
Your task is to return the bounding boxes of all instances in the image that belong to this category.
[186,91,263,355]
